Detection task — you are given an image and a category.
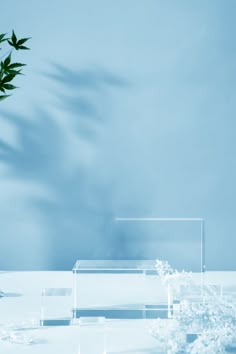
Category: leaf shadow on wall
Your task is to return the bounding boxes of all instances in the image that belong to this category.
[0,64,131,269]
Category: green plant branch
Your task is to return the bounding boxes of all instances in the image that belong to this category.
[0,30,30,101]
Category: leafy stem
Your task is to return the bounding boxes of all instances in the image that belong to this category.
[0,30,30,101]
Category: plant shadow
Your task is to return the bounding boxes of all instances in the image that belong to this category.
[0,64,130,269]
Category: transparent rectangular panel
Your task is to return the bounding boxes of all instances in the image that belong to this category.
[73,260,169,320]
[40,288,72,326]
[112,218,205,273]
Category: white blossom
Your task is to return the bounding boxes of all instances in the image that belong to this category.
[151,259,236,353]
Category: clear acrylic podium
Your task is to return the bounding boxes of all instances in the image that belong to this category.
[72,259,168,320]
[73,260,169,354]
[72,218,206,353]
[72,217,205,322]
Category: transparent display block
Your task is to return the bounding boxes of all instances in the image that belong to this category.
[40,288,72,326]
[72,260,169,320]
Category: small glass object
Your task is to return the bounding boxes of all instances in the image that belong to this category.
[40,288,72,326]
[73,260,169,320]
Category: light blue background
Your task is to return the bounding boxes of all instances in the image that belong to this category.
[0,0,235,270]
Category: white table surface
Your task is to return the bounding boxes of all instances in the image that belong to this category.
[0,271,236,354]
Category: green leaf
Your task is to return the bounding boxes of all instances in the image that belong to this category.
[17,45,30,50]
[2,73,17,83]
[0,85,6,93]
[0,95,10,101]
[8,62,26,69]
[7,41,30,51]
[2,83,17,90]
[4,53,11,67]
[7,40,14,47]
[17,37,31,45]
[0,33,7,41]
[0,33,8,43]
[8,41,19,50]
[7,69,22,76]
[7,32,30,50]
[11,30,17,44]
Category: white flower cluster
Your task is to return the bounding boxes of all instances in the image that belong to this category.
[150,318,186,354]
[152,259,236,353]
[155,259,192,297]
[188,325,236,354]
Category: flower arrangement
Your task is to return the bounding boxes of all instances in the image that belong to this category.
[151,260,236,354]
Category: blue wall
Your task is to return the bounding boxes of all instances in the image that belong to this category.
[0,0,235,270]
